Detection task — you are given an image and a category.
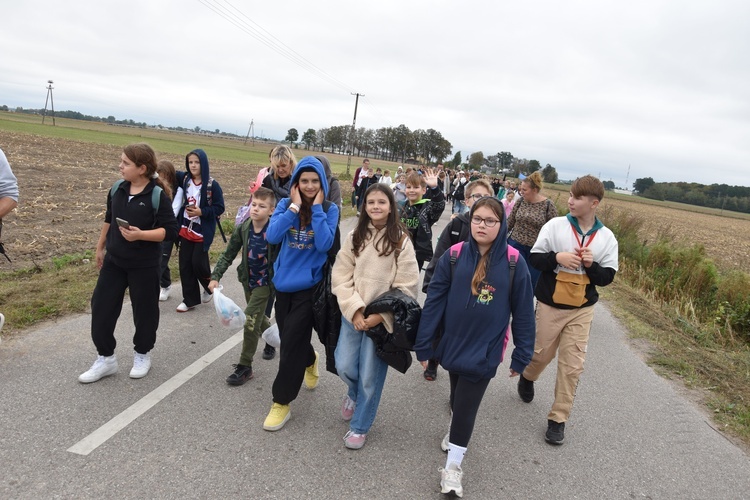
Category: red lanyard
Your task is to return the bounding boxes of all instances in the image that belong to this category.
[571,224,597,250]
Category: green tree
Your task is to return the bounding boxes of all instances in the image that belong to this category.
[633,177,655,195]
[603,180,615,190]
[528,159,541,173]
[468,151,485,168]
[541,164,558,183]
[285,128,299,144]
[498,152,513,172]
[301,128,316,150]
[452,151,462,167]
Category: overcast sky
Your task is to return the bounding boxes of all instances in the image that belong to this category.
[2,0,748,187]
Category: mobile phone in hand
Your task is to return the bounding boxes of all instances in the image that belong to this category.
[115,217,130,229]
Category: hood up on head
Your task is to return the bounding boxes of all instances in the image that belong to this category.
[291,156,329,199]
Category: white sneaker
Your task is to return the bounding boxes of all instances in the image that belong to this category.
[440,462,464,498]
[201,290,213,303]
[130,352,151,379]
[159,286,171,302]
[78,355,118,383]
[176,302,194,313]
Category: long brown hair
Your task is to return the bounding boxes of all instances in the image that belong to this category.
[469,197,505,296]
[156,159,176,200]
[295,168,319,228]
[123,143,172,200]
[352,183,408,258]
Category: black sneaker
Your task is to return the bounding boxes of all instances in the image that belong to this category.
[423,359,438,381]
[226,364,253,386]
[262,344,276,360]
[545,419,565,445]
[517,374,534,403]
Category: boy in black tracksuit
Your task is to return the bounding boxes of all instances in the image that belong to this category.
[399,169,445,271]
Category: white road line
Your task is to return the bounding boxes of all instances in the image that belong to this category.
[67,329,244,456]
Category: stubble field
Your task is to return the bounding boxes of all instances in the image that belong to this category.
[0,130,266,270]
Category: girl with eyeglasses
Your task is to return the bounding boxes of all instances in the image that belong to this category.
[421,179,494,381]
[415,196,535,497]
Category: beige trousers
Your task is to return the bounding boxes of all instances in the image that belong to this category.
[522,302,595,423]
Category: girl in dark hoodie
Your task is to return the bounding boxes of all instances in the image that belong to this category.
[175,149,225,312]
[420,179,495,381]
[415,197,535,497]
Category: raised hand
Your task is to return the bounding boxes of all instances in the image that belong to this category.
[290,184,302,205]
[314,188,325,205]
[423,168,438,188]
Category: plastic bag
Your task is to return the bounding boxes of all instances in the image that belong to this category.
[262,323,280,348]
[213,285,246,329]
[235,200,251,225]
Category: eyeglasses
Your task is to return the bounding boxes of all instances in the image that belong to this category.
[468,194,491,201]
[471,216,500,228]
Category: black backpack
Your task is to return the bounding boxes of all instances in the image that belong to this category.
[452,182,465,201]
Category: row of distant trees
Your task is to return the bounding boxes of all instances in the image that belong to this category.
[1,105,239,137]
[286,124,453,164]
[633,177,750,214]
[284,128,562,183]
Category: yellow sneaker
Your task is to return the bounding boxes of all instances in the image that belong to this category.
[304,351,320,389]
[263,403,291,431]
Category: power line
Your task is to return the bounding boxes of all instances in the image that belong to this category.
[197,0,354,94]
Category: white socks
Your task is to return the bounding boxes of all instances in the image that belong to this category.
[446,443,467,468]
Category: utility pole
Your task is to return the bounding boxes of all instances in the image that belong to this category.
[345,92,364,178]
[244,119,254,146]
[625,164,631,191]
[42,80,55,125]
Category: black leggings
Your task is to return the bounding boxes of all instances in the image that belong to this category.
[178,238,211,307]
[448,373,491,448]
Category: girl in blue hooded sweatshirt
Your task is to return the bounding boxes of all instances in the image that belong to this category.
[414,197,536,498]
[262,156,339,432]
[175,149,225,312]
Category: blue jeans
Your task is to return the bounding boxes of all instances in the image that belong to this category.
[334,318,389,434]
[452,200,467,215]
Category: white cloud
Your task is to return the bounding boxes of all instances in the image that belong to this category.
[1,0,748,186]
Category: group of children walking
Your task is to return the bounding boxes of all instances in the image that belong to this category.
[78,143,618,498]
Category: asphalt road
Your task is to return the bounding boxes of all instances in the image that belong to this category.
[2,204,749,499]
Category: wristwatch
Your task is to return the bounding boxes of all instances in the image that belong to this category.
[289,203,300,213]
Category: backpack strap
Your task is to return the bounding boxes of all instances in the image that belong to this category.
[506,245,518,297]
[448,217,462,246]
[448,242,518,291]
[110,179,124,199]
[321,200,341,264]
[110,179,161,223]
[448,242,463,281]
